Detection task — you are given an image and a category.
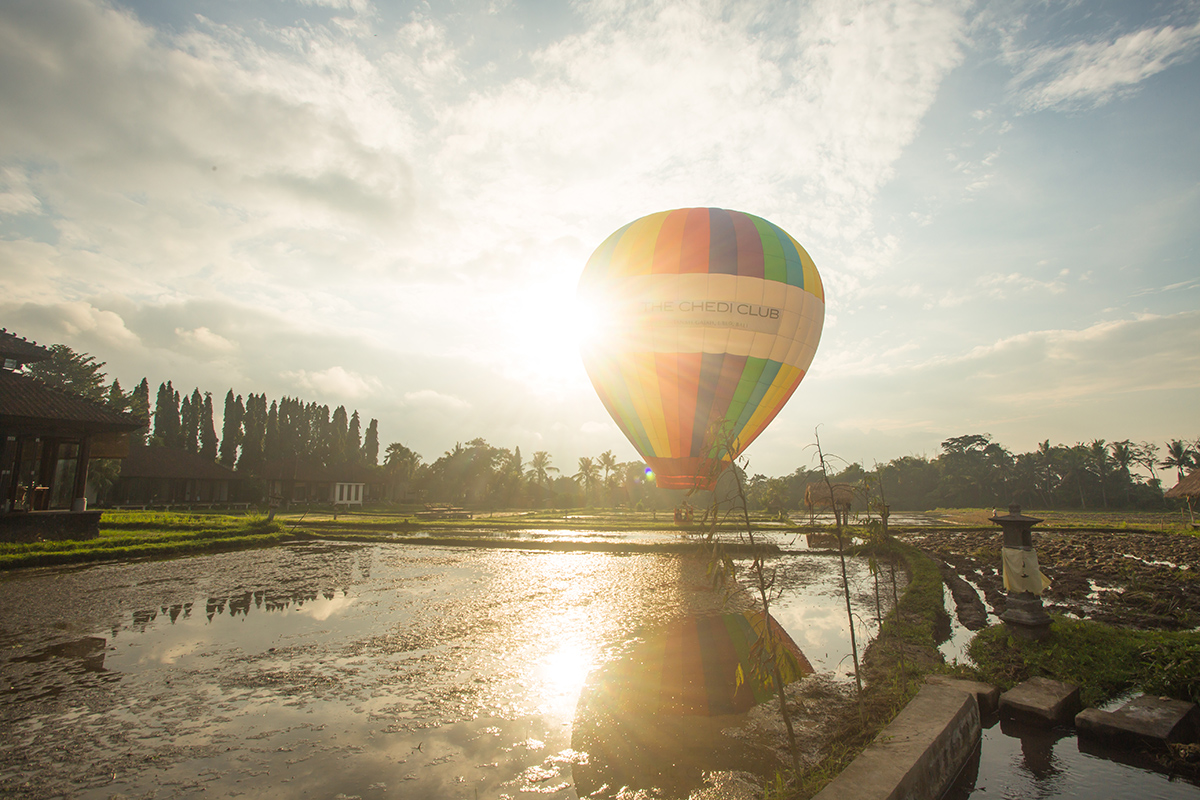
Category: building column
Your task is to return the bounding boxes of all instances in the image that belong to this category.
[71,436,91,512]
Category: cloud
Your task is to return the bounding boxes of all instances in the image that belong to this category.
[174,326,237,354]
[283,366,382,400]
[402,389,471,410]
[0,166,40,214]
[1010,18,1200,111]
[0,299,139,348]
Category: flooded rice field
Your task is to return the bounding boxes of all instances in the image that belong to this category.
[0,539,889,799]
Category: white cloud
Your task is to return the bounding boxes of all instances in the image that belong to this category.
[174,326,237,354]
[1011,18,1200,111]
[1,299,139,348]
[0,166,40,214]
[283,366,382,399]
[402,389,470,410]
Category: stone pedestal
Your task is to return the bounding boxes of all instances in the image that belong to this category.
[1000,591,1052,640]
[991,504,1053,640]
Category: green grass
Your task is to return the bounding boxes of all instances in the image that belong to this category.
[0,513,293,569]
[926,507,1196,533]
[968,617,1200,706]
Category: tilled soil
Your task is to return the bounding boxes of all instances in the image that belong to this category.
[898,528,1200,630]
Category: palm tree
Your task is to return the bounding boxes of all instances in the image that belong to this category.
[597,450,617,505]
[525,451,559,487]
[1088,439,1109,509]
[574,456,600,504]
[1110,440,1135,505]
[1161,439,1197,483]
[383,442,422,501]
[384,442,422,479]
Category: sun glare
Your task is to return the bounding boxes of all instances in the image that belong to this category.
[538,639,595,722]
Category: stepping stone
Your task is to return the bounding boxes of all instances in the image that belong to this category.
[999,677,1081,727]
[1076,695,1200,747]
[926,675,1001,716]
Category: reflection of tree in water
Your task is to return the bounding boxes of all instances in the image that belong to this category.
[125,587,348,627]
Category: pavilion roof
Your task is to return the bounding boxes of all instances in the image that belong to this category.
[0,369,142,436]
[0,329,52,366]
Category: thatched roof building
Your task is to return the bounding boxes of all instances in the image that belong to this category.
[1165,470,1200,500]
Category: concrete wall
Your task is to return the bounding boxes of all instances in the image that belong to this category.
[812,682,981,800]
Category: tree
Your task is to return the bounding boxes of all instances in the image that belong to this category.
[1161,439,1198,484]
[104,379,128,413]
[361,419,379,466]
[330,406,349,467]
[1110,440,1135,505]
[153,382,181,447]
[219,390,242,467]
[346,411,362,466]
[384,442,421,480]
[130,378,151,443]
[238,394,267,474]
[264,400,281,462]
[526,451,559,488]
[25,344,107,401]
[181,389,202,453]
[574,456,600,504]
[597,450,618,504]
[1088,439,1109,509]
[199,392,218,461]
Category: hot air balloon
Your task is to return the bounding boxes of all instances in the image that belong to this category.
[579,207,824,490]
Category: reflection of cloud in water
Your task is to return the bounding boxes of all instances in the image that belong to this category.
[293,593,356,621]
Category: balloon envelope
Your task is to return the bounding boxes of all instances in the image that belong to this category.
[579,207,824,489]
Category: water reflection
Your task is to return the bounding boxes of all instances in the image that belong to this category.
[0,541,886,799]
[571,610,812,797]
[947,718,1200,799]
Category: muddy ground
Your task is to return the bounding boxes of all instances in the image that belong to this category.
[898,528,1200,630]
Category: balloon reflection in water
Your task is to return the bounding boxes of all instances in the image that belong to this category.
[572,610,812,796]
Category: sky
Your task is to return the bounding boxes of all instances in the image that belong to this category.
[1,0,1198,478]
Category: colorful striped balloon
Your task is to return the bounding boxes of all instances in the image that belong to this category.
[580,208,824,490]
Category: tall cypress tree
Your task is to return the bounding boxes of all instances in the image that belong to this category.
[330,406,348,468]
[200,392,218,461]
[104,379,128,412]
[346,411,362,466]
[179,393,192,450]
[180,390,200,453]
[238,394,267,474]
[131,379,151,444]
[362,419,379,466]
[153,382,181,446]
[265,400,281,463]
[188,388,203,453]
[219,390,242,467]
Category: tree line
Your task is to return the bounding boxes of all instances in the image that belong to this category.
[27,344,379,476]
[382,432,1198,512]
[25,344,1197,511]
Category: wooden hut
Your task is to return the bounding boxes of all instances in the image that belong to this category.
[0,330,141,541]
[1165,470,1200,526]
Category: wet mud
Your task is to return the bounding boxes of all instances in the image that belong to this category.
[0,540,888,799]
[900,528,1200,630]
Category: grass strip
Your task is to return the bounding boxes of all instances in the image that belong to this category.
[968,617,1200,706]
[0,517,292,570]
